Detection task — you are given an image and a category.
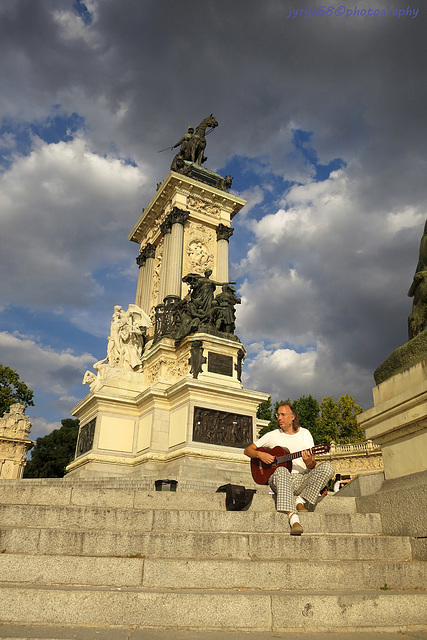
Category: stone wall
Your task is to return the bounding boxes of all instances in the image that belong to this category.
[317,440,383,476]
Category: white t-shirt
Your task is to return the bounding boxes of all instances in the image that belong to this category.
[254,427,315,474]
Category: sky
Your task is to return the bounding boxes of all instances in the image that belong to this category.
[0,0,426,439]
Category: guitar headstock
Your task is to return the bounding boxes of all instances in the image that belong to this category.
[312,443,331,455]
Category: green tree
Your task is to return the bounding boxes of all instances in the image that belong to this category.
[316,396,339,444]
[257,396,273,421]
[293,394,320,432]
[24,418,79,478]
[0,362,34,417]
[337,394,364,442]
[257,399,290,437]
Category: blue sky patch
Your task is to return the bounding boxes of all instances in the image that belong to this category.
[0,110,86,170]
[73,0,93,25]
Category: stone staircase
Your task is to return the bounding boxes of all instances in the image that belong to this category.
[0,479,426,635]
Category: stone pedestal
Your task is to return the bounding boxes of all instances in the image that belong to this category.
[358,358,427,481]
[67,333,267,483]
[67,166,269,484]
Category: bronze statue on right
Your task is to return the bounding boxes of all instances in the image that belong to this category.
[408,220,427,339]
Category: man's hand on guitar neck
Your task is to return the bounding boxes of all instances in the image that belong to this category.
[302,449,316,470]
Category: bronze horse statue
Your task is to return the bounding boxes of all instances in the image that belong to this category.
[171,115,218,169]
[188,114,218,164]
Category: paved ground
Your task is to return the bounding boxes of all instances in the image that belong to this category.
[0,626,426,640]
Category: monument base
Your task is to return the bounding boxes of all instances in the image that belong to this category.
[66,332,268,487]
[358,358,427,481]
[357,358,427,539]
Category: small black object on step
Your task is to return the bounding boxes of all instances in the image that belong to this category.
[216,484,256,511]
[154,479,178,492]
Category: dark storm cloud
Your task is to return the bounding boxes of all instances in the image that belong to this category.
[0,0,426,412]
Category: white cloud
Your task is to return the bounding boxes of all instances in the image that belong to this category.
[0,331,95,395]
[0,135,147,309]
[235,166,422,408]
[29,416,62,439]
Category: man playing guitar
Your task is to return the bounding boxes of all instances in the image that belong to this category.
[244,402,335,535]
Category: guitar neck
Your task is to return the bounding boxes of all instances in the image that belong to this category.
[276,448,311,464]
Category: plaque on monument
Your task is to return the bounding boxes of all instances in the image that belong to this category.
[75,418,96,458]
[193,406,252,447]
[208,352,233,376]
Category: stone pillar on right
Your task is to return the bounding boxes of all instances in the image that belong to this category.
[358,358,427,481]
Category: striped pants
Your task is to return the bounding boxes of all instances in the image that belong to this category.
[268,462,335,513]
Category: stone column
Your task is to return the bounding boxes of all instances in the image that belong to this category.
[216,224,234,283]
[135,251,146,309]
[140,243,156,314]
[165,207,189,298]
[157,216,173,305]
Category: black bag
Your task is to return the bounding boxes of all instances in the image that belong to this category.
[216,484,256,511]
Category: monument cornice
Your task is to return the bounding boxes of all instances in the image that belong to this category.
[128,171,246,244]
[65,445,248,475]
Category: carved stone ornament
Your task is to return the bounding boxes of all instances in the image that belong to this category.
[188,340,207,379]
[150,236,163,313]
[185,223,215,276]
[235,348,246,382]
[136,253,146,268]
[192,406,253,448]
[83,303,152,391]
[137,242,156,266]
[160,216,173,236]
[144,243,156,260]
[187,195,221,219]
[75,418,96,458]
[187,240,211,272]
[170,206,190,227]
[216,224,234,242]
[0,403,34,479]
[0,403,32,440]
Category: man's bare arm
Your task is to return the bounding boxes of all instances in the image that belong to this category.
[244,443,275,465]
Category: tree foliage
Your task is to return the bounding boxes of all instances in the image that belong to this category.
[257,396,290,437]
[256,396,273,421]
[24,418,79,478]
[257,393,364,444]
[293,395,320,433]
[336,394,364,443]
[315,396,339,444]
[0,362,34,417]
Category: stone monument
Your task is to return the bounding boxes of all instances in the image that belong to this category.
[356,220,427,537]
[66,117,269,486]
[0,403,34,479]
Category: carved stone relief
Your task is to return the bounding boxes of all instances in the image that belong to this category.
[192,407,253,448]
[0,403,34,479]
[184,223,215,277]
[145,357,174,385]
[150,236,163,312]
[75,418,96,458]
[187,195,221,220]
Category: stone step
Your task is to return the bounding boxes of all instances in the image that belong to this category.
[0,484,357,512]
[0,585,425,631]
[0,626,426,640]
[0,504,380,534]
[0,554,425,591]
[0,527,412,561]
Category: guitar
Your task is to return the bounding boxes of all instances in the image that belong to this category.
[250,444,330,485]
